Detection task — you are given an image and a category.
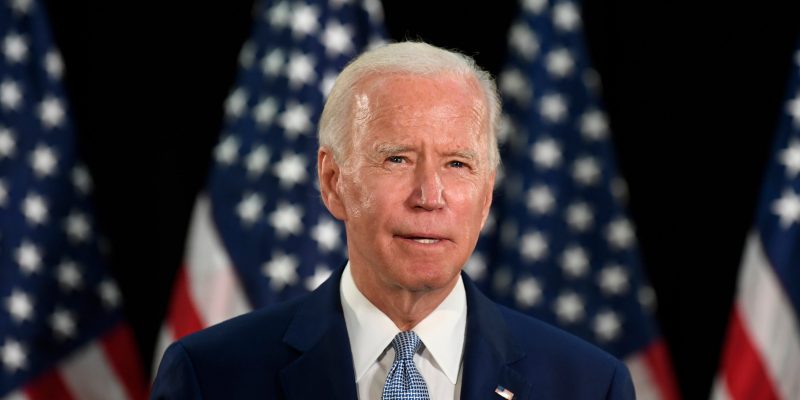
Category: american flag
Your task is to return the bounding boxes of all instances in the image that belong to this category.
[152,0,387,370]
[710,40,800,400]
[463,0,680,398]
[0,1,146,399]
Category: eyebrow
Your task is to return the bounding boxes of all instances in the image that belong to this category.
[373,143,479,161]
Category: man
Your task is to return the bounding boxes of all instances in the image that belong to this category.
[152,42,635,400]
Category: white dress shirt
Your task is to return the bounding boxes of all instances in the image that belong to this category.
[340,263,467,400]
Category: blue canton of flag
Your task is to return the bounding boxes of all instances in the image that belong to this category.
[711,39,800,400]
[466,0,680,398]
[0,0,144,399]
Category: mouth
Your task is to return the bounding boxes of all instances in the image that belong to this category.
[395,233,448,245]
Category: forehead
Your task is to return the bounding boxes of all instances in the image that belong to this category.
[355,73,488,145]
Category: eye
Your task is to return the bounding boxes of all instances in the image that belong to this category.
[448,160,466,168]
[387,156,405,164]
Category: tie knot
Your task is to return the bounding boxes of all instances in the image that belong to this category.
[391,331,421,361]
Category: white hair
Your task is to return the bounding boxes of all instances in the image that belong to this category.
[318,41,501,170]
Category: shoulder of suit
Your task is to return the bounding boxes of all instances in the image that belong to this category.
[178,292,310,352]
[495,304,625,368]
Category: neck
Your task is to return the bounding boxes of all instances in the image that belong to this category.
[350,264,459,331]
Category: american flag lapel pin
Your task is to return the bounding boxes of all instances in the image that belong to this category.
[495,385,514,399]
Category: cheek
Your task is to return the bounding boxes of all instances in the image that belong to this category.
[340,171,381,220]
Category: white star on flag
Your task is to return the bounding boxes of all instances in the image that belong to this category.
[261,49,285,77]
[5,290,33,323]
[598,265,630,295]
[565,201,594,232]
[278,102,313,138]
[515,277,543,308]
[214,135,240,166]
[263,253,300,291]
[531,137,562,169]
[772,188,800,228]
[554,291,585,323]
[22,192,48,225]
[778,138,800,178]
[225,88,248,119]
[1,339,27,372]
[500,68,532,105]
[322,21,354,57]
[291,3,320,38]
[57,261,83,291]
[545,48,575,78]
[236,193,265,226]
[311,217,341,252]
[245,146,271,177]
[580,109,609,141]
[0,127,15,158]
[269,202,304,238]
[520,231,548,262]
[1,79,22,110]
[304,266,333,291]
[44,50,63,79]
[553,2,581,32]
[30,144,58,177]
[539,93,568,123]
[286,52,317,89]
[526,185,556,214]
[38,95,65,129]
[560,245,590,278]
[3,32,28,63]
[49,308,77,340]
[509,22,539,60]
[253,97,279,128]
[97,280,122,309]
[593,310,622,342]
[273,152,308,188]
[64,211,91,242]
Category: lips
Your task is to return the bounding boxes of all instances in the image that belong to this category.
[395,233,449,244]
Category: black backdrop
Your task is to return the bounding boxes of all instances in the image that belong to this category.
[41,0,800,398]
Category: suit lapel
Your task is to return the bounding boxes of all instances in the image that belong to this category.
[279,267,357,400]
[460,274,532,400]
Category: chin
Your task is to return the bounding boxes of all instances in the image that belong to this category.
[397,262,462,292]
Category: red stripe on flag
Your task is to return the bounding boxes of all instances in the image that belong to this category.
[101,323,148,400]
[721,308,779,400]
[168,264,205,339]
[24,368,75,400]
[643,339,681,400]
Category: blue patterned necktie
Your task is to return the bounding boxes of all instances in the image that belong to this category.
[381,331,430,400]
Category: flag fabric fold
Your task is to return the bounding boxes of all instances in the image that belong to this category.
[0,1,146,399]
[153,0,387,371]
[710,39,800,400]
[464,1,680,398]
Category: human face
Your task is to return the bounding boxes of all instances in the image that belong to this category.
[319,73,495,295]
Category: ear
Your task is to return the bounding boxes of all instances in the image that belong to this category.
[480,171,496,229]
[318,147,347,221]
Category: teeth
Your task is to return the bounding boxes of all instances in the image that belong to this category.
[413,238,438,244]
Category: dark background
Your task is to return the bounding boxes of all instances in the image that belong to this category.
[42,0,800,398]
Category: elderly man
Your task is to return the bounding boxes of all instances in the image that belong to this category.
[152,42,635,400]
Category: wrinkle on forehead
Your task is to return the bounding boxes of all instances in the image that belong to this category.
[347,72,490,167]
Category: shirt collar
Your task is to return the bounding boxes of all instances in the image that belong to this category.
[340,262,467,384]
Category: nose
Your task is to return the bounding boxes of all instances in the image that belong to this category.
[410,161,445,211]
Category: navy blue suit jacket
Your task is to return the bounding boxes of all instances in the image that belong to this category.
[152,268,635,399]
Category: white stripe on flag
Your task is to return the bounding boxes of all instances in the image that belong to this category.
[186,195,251,326]
[1,390,29,400]
[151,325,176,381]
[625,352,662,400]
[738,231,800,399]
[709,375,731,400]
[59,342,129,400]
